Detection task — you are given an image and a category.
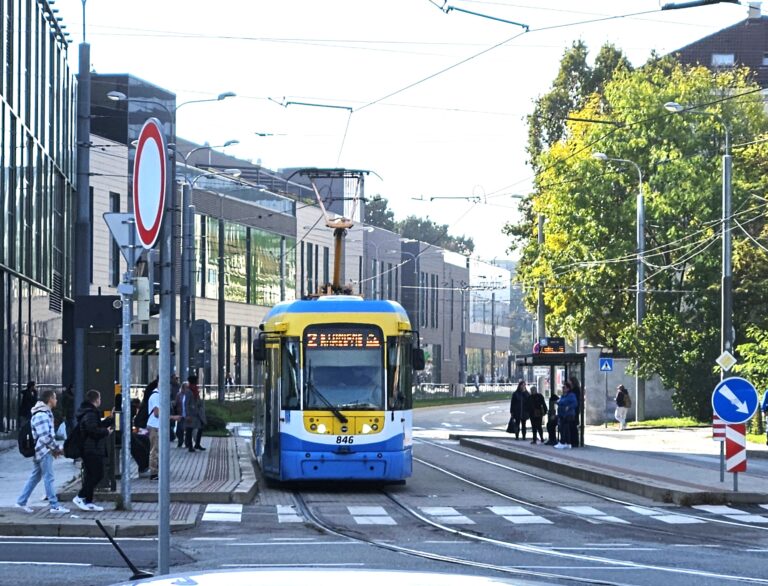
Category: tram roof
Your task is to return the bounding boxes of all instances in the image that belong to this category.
[264,296,409,322]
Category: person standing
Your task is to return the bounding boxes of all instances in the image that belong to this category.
[60,384,75,436]
[555,383,578,449]
[169,374,181,442]
[510,381,530,440]
[761,390,768,446]
[568,376,582,448]
[175,382,189,448]
[527,385,547,444]
[546,390,560,445]
[19,381,37,425]
[16,389,70,514]
[184,375,206,452]
[614,384,630,431]
[145,384,160,480]
[73,390,112,511]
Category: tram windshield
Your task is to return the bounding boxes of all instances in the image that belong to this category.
[303,325,385,410]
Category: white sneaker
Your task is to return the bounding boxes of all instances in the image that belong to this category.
[72,496,89,511]
[563,444,572,449]
[15,503,33,514]
[50,505,70,514]
[554,443,565,449]
[85,503,104,512]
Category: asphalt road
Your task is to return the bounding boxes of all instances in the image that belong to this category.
[2,400,767,586]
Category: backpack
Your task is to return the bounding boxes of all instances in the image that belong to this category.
[624,392,632,408]
[134,399,150,429]
[63,422,84,459]
[17,420,35,458]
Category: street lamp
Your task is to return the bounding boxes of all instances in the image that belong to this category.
[178,141,239,380]
[593,152,646,421]
[664,101,733,378]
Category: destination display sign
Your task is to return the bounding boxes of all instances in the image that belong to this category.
[540,336,566,353]
[305,326,382,349]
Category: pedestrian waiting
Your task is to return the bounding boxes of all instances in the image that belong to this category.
[554,382,577,450]
[527,385,547,444]
[16,389,70,514]
[73,389,113,512]
[546,389,559,446]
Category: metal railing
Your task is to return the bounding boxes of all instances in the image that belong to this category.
[415,382,515,400]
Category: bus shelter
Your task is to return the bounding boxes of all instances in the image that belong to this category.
[514,352,586,447]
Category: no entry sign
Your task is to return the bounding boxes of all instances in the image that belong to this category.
[132,118,167,249]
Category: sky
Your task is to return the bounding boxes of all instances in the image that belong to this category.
[55,0,750,261]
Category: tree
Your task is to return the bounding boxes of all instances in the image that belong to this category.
[398,216,474,255]
[364,195,397,231]
[527,41,631,169]
[508,54,768,418]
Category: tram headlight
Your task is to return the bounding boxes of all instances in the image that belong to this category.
[371,423,379,431]
[317,423,327,434]
[361,423,372,434]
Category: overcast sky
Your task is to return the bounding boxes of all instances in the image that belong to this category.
[55,0,749,260]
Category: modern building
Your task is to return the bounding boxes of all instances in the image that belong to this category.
[0,0,76,433]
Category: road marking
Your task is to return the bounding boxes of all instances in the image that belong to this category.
[202,503,243,523]
[226,541,358,546]
[0,561,91,567]
[559,505,629,524]
[488,505,551,524]
[348,505,396,525]
[693,505,768,523]
[221,563,365,568]
[419,506,474,525]
[277,504,304,523]
[626,505,704,525]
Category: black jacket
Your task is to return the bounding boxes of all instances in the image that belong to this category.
[510,389,530,419]
[76,402,111,457]
[527,393,547,420]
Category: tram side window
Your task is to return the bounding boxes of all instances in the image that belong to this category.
[281,339,301,409]
[387,336,413,410]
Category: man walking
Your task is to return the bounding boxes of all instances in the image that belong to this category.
[16,389,70,514]
[146,384,160,480]
[615,384,631,431]
[73,390,112,511]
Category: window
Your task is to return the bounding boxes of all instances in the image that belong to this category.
[711,53,735,67]
[281,338,301,409]
[387,335,413,410]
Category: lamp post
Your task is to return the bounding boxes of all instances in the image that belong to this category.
[178,141,239,380]
[664,102,733,379]
[593,152,646,421]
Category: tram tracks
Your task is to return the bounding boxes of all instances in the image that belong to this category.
[414,437,768,538]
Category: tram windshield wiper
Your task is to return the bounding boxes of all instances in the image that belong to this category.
[306,374,348,424]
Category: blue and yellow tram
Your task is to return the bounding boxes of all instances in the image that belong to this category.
[252,295,424,482]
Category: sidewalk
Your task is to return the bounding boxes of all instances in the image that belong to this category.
[0,427,257,537]
[452,426,768,505]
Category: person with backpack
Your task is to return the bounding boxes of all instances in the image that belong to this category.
[15,389,70,514]
[72,389,113,512]
[527,385,547,445]
[615,384,631,431]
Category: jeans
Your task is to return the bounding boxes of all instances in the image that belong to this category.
[149,427,159,474]
[17,452,59,507]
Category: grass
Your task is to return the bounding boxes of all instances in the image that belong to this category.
[413,393,511,408]
[624,416,705,429]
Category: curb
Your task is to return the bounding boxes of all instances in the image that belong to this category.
[456,436,768,506]
[232,437,258,504]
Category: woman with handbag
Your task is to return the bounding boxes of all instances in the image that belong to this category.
[508,381,530,440]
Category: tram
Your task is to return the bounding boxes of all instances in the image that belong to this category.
[252,296,423,482]
[251,168,424,483]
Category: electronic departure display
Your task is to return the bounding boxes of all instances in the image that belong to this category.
[305,326,382,349]
[540,336,566,353]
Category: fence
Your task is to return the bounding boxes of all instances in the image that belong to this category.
[415,382,515,400]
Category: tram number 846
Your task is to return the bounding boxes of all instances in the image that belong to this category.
[336,436,354,444]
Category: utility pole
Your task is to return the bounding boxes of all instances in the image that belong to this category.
[73,35,91,410]
[536,214,546,341]
[491,291,496,383]
[179,185,193,379]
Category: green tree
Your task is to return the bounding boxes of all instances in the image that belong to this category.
[364,195,396,231]
[527,41,631,169]
[508,55,768,419]
[398,216,474,255]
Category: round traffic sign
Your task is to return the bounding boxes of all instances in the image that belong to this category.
[711,377,759,424]
[132,118,167,249]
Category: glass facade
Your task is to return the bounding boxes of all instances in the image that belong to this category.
[0,1,75,431]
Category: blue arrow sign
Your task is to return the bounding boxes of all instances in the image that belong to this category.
[599,357,613,372]
[711,377,759,424]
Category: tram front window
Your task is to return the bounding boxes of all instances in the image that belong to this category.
[303,325,385,410]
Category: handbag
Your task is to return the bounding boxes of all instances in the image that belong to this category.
[506,416,519,434]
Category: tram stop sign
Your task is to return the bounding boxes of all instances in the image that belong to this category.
[132,118,167,249]
[711,377,759,424]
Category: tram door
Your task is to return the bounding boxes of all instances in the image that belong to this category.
[260,342,281,477]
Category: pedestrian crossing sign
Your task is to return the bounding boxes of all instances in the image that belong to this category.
[599,357,614,372]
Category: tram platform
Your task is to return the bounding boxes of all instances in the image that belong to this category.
[452,426,768,505]
[0,427,256,537]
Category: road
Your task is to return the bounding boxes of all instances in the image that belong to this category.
[2,400,767,586]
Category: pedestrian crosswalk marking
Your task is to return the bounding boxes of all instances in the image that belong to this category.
[488,505,551,525]
[625,505,704,525]
[277,505,304,523]
[693,504,768,523]
[559,506,629,524]
[348,506,396,525]
[420,506,474,525]
[202,503,243,523]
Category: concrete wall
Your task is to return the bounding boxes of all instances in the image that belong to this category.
[583,347,678,425]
